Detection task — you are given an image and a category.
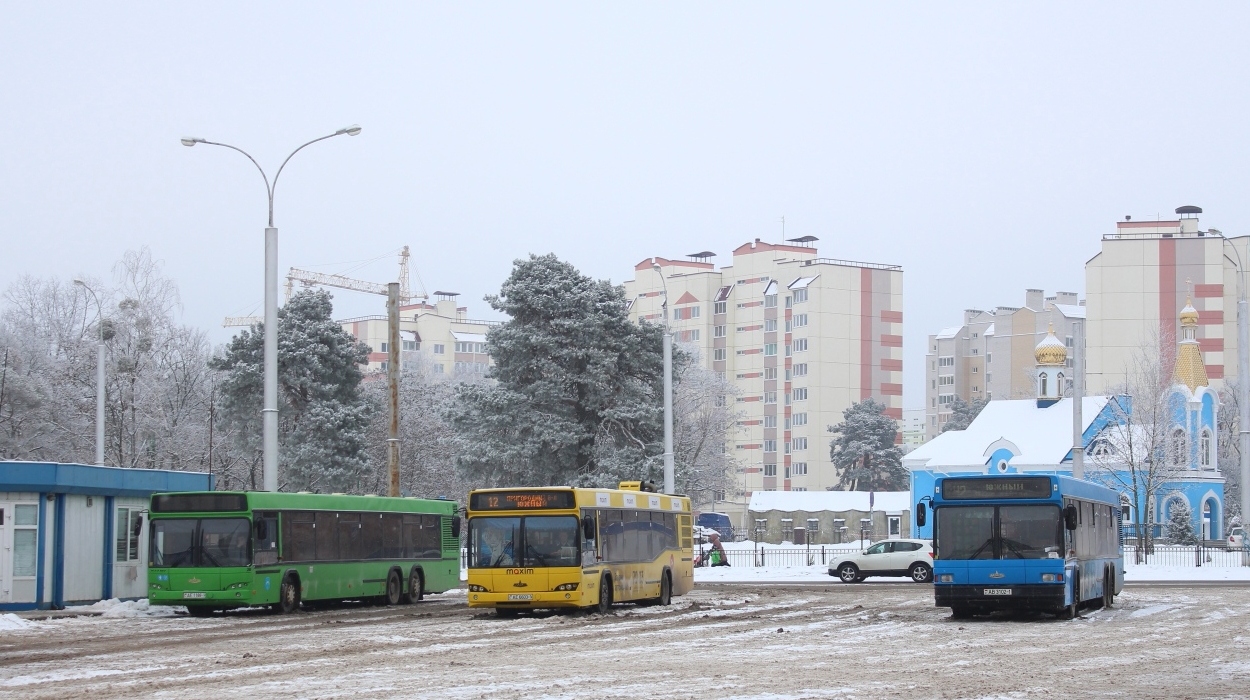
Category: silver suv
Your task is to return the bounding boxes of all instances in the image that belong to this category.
[828,539,933,583]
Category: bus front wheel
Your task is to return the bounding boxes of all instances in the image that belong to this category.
[276,574,300,614]
[406,569,424,604]
[385,570,403,605]
[596,576,613,614]
[1060,573,1079,620]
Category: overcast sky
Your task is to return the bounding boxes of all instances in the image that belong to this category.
[4,3,1248,406]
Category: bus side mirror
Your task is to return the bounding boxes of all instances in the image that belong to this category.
[916,503,926,527]
[132,514,144,537]
[582,515,596,541]
[1064,505,1078,531]
[451,516,462,539]
[255,519,268,540]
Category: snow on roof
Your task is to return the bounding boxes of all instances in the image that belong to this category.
[903,396,1112,470]
[451,332,487,343]
[935,326,962,340]
[1053,304,1086,319]
[985,323,995,336]
[788,276,819,290]
[764,280,778,296]
[748,490,911,514]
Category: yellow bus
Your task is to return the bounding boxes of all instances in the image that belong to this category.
[465,482,693,615]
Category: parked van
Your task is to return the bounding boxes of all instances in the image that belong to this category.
[696,512,734,541]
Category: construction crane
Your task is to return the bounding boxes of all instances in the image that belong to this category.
[220,246,423,498]
[222,247,424,328]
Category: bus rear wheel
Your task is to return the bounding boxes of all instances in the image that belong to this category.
[276,574,300,614]
[1103,567,1115,609]
[406,569,424,604]
[657,572,672,606]
[385,570,403,606]
[596,576,613,614]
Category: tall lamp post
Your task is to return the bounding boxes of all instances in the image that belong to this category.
[651,262,675,495]
[182,125,361,492]
[73,279,105,466]
[1219,232,1250,565]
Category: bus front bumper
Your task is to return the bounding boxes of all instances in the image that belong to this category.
[148,588,264,607]
[935,583,1065,611]
[467,590,590,609]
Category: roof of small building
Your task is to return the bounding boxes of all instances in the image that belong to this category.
[935,326,962,340]
[0,461,213,497]
[748,490,911,513]
[903,396,1113,470]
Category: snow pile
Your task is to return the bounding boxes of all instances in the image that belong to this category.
[67,599,182,618]
[0,613,34,631]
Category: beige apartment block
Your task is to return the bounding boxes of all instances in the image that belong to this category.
[339,292,498,378]
[923,289,1084,441]
[622,238,904,517]
[1086,209,1250,394]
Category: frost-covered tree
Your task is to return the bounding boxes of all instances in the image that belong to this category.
[942,396,987,433]
[828,398,906,491]
[212,289,372,492]
[672,350,741,508]
[449,254,665,488]
[1163,496,1197,544]
[1218,379,1242,530]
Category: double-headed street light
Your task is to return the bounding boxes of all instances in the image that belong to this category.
[651,262,675,495]
[182,125,361,492]
[73,279,105,466]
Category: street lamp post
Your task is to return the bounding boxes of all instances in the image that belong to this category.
[73,279,105,466]
[182,125,361,492]
[651,262,675,495]
[1220,233,1250,565]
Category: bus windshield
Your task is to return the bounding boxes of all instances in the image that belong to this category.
[150,518,251,568]
[469,516,580,568]
[936,505,1062,560]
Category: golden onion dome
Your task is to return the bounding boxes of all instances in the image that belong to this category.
[1179,297,1199,327]
[1035,324,1067,366]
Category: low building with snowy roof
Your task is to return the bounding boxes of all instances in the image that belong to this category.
[747,490,912,544]
[0,461,211,611]
[907,305,1225,543]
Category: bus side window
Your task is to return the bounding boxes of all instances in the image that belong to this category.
[362,513,383,559]
[255,512,279,566]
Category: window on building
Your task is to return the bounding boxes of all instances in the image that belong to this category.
[714,325,726,338]
[793,313,808,328]
[764,392,777,404]
[379,342,388,353]
[938,356,954,367]
[793,388,808,401]
[765,294,778,308]
[793,338,808,352]
[938,394,955,405]
[434,364,444,374]
[792,437,808,451]
[764,367,777,380]
[714,301,727,315]
[380,361,388,372]
[988,353,992,364]
[764,440,777,453]
[764,343,777,356]
[792,412,808,427]
[714,395,726,408]
[793,289,808,304]
[433,344,445,355]
[1201,429,1213,468]
[792,363,808,377]
[764,464,777,477]
[764,319,778,332]
[763,415,777,428]
[938,375,954,386]
[1171,428,1187,465]
[792,462,808,476]
[402,340,419,352]
[13,504,38,577]
[116,506,141,562]
[713,348,727,361]
[972,366,978,373]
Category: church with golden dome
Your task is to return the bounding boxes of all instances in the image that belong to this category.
[906,304,1226,543]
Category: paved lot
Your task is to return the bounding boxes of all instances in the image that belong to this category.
[2,584,1247,699]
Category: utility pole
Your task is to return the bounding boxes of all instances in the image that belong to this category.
[1072,320,1084,479]
[387,282,401,497]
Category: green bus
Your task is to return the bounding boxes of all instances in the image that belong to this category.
[147,491,462,616]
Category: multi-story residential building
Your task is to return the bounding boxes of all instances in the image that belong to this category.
[901,408,926,454]
[339,292,499,377]
[924,289,1084,440]
[1086,208,1250,394]
[622,237,904,519]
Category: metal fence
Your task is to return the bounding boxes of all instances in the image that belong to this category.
[1124,544,1249,568]
[711,545,861,568]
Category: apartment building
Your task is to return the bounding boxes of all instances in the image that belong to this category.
[339,292,498,377]
[1086,208,1250,394]
[622,237,904,509]
[924,289,1084,440]
[901,408,926,454]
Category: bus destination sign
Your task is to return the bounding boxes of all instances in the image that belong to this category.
[942,477,1052,500]
[470,491,576,511]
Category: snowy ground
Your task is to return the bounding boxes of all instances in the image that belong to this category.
[3,584,1250,698]
[693,562,1250,584]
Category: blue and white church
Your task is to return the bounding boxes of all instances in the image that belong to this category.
[906,301,1225,542]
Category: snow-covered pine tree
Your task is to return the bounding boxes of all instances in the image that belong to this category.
[942,396,987,433]
[449,254,666,488]
[211,289,372,493]
[1163,497,1197,545]
[828,397,906,491]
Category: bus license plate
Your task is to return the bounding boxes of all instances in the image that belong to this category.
[507,594,533,601]
[183,592,206,599]
[983,588,1012,596]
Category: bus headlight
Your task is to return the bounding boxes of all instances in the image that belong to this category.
[554,583,579,592]
[469,585,488,592]
[1041,573,1063,583]
[937,574,954,583]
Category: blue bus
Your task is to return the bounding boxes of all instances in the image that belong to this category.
[916,474,1123,619]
